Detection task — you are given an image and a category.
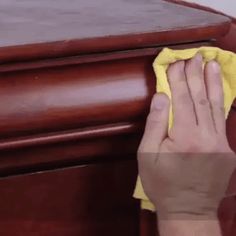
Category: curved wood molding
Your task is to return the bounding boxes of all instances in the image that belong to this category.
[0,55,155,139]
[0,41,235,175]
[0,0,232,174]
[0,122,142,150]
[0,2,235,236]
[0,42,210,141]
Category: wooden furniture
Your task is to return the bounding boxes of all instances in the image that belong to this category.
[0,0,235,235]
[164,0,236,53]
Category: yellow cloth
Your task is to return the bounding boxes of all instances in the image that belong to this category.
[133,46,236,212]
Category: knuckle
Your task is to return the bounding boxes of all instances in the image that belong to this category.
[182,132,216,152]
[185,140,202,152]
[179,93,193,106]
[200,137,224,152]
[198,98,210,107]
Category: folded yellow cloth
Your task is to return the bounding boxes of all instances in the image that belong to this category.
[133,46,236,212]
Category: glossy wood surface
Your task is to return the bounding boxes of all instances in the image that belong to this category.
[0,41,213,143]
[0,160,139,235]
[165,0,236,55]
[0,133,141,177]
[216,23,236,57]
[0,0,230,63]
[0,1,234,236]
[0,42,209,176]
[0,56,154,139]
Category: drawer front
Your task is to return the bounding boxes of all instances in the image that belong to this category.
[0,53,155,139]
[227,108,236,152]
[0,42,211,174]
[0,160,139,236]
[0,42,209,141]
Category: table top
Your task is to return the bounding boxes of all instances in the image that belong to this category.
[0,0,230,62]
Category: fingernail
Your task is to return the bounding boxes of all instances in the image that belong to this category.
[209,60,220,73]
[151,94,168,110]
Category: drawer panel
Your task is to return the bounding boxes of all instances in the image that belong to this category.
[0,160,139,236]
[226,108,236,152]
[0,42,210,141]
[0,55,155,139]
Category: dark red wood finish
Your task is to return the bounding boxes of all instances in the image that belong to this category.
[0,0,234,235]
[164,0,236,56]
[0,43,211,176]
[140,210,158,236]
[0,161,139,236]
[227,109,236,153]
[0,0,230,63]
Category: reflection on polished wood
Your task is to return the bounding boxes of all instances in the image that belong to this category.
[0,0,234,235]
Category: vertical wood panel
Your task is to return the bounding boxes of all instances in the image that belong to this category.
[0,161,139,236]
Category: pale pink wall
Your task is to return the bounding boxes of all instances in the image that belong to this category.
[186,0,236,17]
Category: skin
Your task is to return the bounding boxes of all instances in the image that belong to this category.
[138,54,236,236]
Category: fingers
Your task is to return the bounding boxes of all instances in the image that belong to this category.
[167,54,225,134]
[167,61,196,126]
[185,54,215,131]
[204,61,225,134]
[138,93,170,154]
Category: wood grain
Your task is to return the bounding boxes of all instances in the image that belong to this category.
[1,42,235,176]
[0,42,211,143]
[0,0,230,63]
[0,56,155,139]
[0,2,234,236]
[165,0,236,108]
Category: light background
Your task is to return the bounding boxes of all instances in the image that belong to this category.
[186,0,236,17]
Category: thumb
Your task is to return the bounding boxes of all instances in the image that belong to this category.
[138,93,170,154]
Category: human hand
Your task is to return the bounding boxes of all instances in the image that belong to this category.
[138,54,236,220]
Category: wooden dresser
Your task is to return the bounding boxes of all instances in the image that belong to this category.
[0,0,235,235]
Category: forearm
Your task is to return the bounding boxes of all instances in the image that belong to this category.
[158,217,222,236]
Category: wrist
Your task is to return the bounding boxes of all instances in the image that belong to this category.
[157,210,218,221]
[154,194,220,221]
[158,217,221,236]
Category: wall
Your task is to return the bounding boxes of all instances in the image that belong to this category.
[186,0,236,17]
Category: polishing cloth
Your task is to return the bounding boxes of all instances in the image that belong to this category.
[133,47,236,211]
